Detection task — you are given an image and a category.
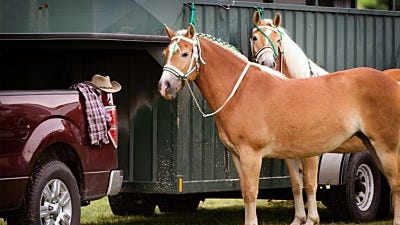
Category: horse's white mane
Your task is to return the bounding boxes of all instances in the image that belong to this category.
[276,27,329,78]
[252,62,288,79]
[197,33,248,61]
[175,29,248,61]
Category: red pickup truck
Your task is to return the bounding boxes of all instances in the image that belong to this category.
[0,90,122,225]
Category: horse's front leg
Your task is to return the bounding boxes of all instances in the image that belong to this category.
[301,157,320,225]
[233,149,263,225]
[285,159,306,225]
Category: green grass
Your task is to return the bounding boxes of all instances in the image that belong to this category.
[1,198,392,225]
[79,198,392,225]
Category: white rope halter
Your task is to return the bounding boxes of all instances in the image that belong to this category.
[163,35,205,81]
[163,34,251,118]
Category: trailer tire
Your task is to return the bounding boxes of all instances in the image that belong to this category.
[344,152,381,222]
[109,193,155,216]
[8,160,80,225]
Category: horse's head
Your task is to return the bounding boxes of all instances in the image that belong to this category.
[158,24,201,100]
[251,11,283,69]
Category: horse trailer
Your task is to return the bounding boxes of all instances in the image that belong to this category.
[0,0,399,222]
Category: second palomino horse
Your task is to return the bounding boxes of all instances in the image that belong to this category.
[250,10,324,225]
[158,24,400,225]
[251,10,400,224]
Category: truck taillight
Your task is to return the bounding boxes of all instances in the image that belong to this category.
[105,105,118,148]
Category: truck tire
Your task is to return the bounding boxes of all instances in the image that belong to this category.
[158,197,200,213]
[343,152,381,222]
[109,193,155,216]
[9,160,80,225]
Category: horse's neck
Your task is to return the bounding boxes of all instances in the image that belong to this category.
[194,37,249,112]
[280,32,328,78]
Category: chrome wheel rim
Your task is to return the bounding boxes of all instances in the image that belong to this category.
[354,163,374,211]
[40,179,72,225]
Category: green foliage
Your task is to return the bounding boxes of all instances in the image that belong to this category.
[358,0,389,10]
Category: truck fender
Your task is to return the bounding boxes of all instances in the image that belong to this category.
[23,118,86,173]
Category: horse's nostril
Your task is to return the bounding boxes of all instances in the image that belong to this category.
[162,80,171,94]
[158,80,171,94]
[158,82,162,92]
[261,61,265,65]
[165,81,171,92]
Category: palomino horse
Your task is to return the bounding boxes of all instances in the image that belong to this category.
[251,12,327,78]
[251,11,400,81]
[158,24,400,225]
[251,10,400,225]
[251,11,400,150]
[250,10,324,225]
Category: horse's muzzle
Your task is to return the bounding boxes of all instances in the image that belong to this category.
[158,71,181,100]
[261,59,276,69]
[158,80,174,99]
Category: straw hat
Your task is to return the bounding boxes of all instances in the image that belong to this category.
[90,74,121,93]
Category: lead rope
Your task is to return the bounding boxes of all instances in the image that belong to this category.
[279,47,284,74]
[186,2,232,176]
[187,62,251,178]
[224,147,230,177]
[257,7,265,19]
[186,62,251,118]
[308,58,315,77]
[188,3,196,27]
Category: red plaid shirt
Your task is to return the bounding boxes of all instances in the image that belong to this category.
[71,82,110,146]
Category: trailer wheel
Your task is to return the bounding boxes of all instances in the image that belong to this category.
[109,193,155,216]
[8,160,80,225]
[344,152,381,222]
[158,197,200,213]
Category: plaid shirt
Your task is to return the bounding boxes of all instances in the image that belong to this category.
[71,82,110,146]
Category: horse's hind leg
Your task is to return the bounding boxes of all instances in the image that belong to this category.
[377,152,400,225]
[379,157,400,225]
[302,157,320,225]
[285,159,307,225]
[368,141,400,225]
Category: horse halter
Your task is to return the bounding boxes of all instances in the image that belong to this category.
[163,33,251,118]
[163,35,205,82]
[252,25,283,65]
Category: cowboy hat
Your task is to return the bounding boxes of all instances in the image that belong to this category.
[90,74,121,93]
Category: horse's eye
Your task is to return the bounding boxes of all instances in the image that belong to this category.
[252,36,257,41]
[182,52,189,57]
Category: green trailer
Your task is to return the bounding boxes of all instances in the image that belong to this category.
[0,0,399,222]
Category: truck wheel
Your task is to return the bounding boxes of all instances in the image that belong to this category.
[344,152,381,222]
[109,193,155,216]
[10,161,80,225]
[158,197,200,213]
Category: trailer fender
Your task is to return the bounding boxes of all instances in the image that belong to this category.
[318,153,350,185]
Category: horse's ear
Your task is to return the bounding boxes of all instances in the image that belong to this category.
[253,10,262,26]
[273,12,281,27]
[186,23,195,39]
[164,24,176,39]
